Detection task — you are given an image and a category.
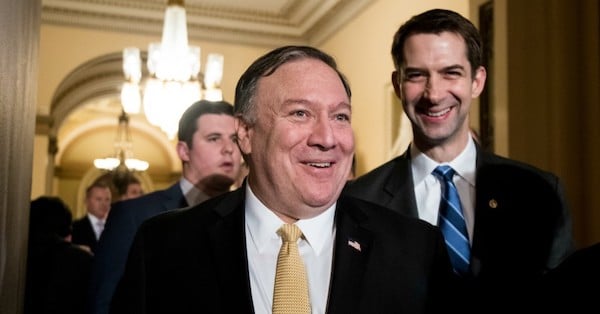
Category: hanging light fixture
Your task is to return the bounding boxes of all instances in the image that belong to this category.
[94,110,149,172]
[120,0,224,139]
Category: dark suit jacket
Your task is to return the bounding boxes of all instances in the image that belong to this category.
[344,146,575,311]
[110,187,454,314]
[88,183,188,314]
[72,215,98,253]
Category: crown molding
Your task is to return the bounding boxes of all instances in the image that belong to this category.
[41,0,373,47]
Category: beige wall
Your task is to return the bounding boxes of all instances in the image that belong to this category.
[31,135,49,198]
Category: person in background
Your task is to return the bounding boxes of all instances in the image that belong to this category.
[109,45,453,314]
[25,196,93,314]
[88,99,242,314]
[72,181,112,254]
[344,8,574,312]
[114,174,144,201]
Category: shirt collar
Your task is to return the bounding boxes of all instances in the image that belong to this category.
[244,184,335,256]
[180,177,210,206]
[410,135,477,186]
[87,213,103,225]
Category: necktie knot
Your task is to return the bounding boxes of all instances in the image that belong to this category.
[433,165,456,181]
[278,224,303,243]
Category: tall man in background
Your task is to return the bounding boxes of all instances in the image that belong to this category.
[88,100,242,314]
[345,8,574,312]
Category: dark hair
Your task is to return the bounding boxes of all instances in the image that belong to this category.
[391,9,483,77]
[178,99,234,147]
[234,45,351,125]
[29,196,73,238]
[86,181,110,198]
[114,174,141,197]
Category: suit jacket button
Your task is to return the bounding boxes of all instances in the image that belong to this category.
[489,199,498,208]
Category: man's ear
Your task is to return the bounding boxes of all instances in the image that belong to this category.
[176,141,191,162]
[471,66,487,98]
[235,117,252,155]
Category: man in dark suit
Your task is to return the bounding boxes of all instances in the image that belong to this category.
[72,181,112,254]
[344,9,574,312]
[110,46,454,314]
[88,100,242,314]
[25,196,93,314]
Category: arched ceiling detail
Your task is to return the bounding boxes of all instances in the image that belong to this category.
[49,51,180,176]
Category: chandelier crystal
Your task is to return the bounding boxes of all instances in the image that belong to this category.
[120,0,224,139]
[94,110,149,172]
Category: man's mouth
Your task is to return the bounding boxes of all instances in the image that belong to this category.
[425,107,452,117]
[306,162,332,168]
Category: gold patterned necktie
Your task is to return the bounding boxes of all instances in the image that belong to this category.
[272,224,311,314]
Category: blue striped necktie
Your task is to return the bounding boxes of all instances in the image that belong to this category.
[433,165,471,275]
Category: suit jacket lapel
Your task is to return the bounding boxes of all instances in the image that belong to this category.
[470,146,501,276]
[207,188,255,312]
[161,182,188,210]
[326,196,374,313]
[386,150,419,217]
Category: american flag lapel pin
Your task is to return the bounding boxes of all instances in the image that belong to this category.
[347,239,361,252]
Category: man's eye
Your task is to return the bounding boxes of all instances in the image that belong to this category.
[404,72,425,82]
[444,71,463,78]
[293,110,307,117]
[335,114,350,122]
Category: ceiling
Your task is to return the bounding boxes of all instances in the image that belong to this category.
[42,0,374,47]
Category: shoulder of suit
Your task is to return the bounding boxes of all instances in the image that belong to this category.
[72,216,90,225]
[347,155,407,186]
[479,151,559,182]
[339,194,422,222]
[111,184,181,209]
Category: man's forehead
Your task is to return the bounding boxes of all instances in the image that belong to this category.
[195,113,235,132]
[196,113,233,124]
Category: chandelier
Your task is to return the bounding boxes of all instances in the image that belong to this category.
[120,0,224,139]
[93,110,149,172]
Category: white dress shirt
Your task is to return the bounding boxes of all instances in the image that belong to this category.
[87,213,105,240]
[411,136,477,243]
[245,184,335,314]
[180,177,210,207]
